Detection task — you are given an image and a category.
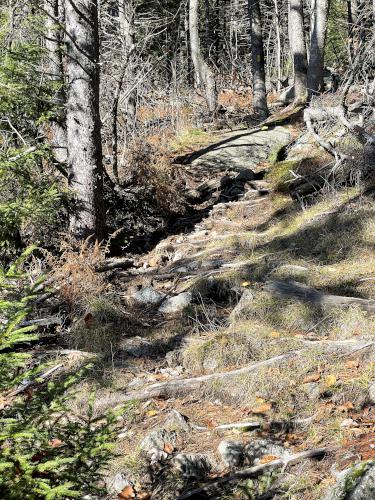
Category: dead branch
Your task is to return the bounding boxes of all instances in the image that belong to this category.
[177,447,327,499]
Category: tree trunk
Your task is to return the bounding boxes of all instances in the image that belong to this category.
[273,0,282,92]
[289,0,308,103]
[189,0,218,113]
[44,0,67,164]
[248,0,269,119]
[65,0,105,240]
[307,0,330,95]
[119,0,137,146]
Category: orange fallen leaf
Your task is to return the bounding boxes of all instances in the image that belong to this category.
[118,485,135,499]
[345,360,359,369]
[259,454,279,464]
[163,442,174,454]
[303,373,321,383]
[49,438,64,448]
[250,403,272,414]
[337,402,354,412]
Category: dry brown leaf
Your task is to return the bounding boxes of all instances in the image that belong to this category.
[302,373,321,383]
[259,454,279,464]
[84,312,94,328]
[49,439,64,448]
[118,485,135,499]
[345,360,359,369]
[250,403,272,414]
[163,442,174,454]
[337,402,354,412]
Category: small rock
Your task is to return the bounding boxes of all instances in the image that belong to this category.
[340,418,359,428]
[244,439,288,464]
[304,382,321,400]
[165,350,180,367]
[173,453,213,478]
[132,287,166,306]
[230,289,254,320]
[140,429,176,463]
[119,336,152,357]
[106,473,133,495]
[164,409,193,433]
[218,440,244,467]
[158,292,193,314]
[172,251,184,262]
[368,382,375,404]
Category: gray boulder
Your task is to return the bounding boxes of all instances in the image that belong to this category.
[158,292,192,314]
[244,439,289,465]
[106,473,133,495]
[132,287,166,306]
[218,440,244,467]
[325,462,375,500]
[140,429,176,463]
[230,289,254,320]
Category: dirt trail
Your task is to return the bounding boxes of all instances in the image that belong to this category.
[104,125,375,499]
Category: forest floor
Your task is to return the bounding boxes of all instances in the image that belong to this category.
[61,122,375,499]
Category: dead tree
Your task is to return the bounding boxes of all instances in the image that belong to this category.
[189,0,218,113]
[248,0,269,119]
[65,0,105,240]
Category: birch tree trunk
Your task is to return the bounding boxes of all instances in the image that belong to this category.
[189,0,218,114]
[289,0,308,103]
[307,0,330,95]
[44,0,67,164]
[248,0,269,119]
[65,0,105,240]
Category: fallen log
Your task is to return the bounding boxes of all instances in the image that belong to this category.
[177,447,327,499]
[264,280,375,313]
[125,352,298,401]
[122,339,373,403]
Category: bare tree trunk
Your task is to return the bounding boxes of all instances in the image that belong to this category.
[248,0,269,119]
[44,0,67,164]
[65,0,105,240]
[189,0,218,113]
[120,0,136,145]
[273,0,282,92]
[307,0,330,95]
[289,0,308,103]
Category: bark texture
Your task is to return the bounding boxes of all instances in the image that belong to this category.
[65,0,105,240]
[307,0,330,95]
[248,0,269,118]
[44,0,67,163]
[189,0,218,113]
[289,0,308,103]
[119,0,136,142]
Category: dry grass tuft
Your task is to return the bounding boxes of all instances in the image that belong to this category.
[47,237,108,314]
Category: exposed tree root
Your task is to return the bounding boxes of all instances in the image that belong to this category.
[123,339,373,402]
[265,279,375,312]
[177,447,327,499]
